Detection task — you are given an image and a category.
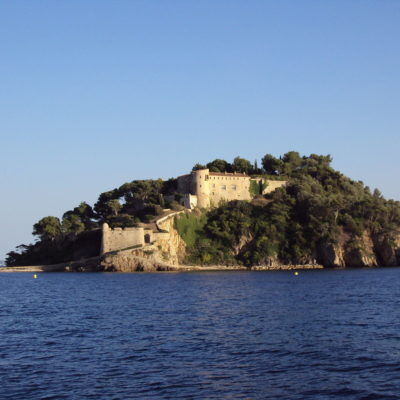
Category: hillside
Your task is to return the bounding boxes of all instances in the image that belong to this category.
[177,153,400,267]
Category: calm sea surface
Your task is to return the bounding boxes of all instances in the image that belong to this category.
[1,269,400,399]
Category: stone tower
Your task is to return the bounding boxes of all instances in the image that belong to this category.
[193,168,210,208]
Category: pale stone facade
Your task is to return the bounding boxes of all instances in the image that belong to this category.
[181,193,198,209]
[100,223,145,254]
[177,169,252,208]
[176,168,286,208]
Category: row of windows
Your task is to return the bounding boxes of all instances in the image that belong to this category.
[203,174,247,181]
[212,176,245,180]
[212,184,237,190]
[212,192,242,197]
[201,184,249,190]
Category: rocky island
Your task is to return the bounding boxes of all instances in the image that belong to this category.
[4,153,400,272]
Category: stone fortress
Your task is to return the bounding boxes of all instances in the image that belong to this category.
[176,168,286,209]
[100,168,286,257]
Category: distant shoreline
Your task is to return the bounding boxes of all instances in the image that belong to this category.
[0,262,324,273]
[3,264,400,273]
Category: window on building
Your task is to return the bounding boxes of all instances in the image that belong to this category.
[221,185,226,190]
[205,175,209,180]
[231,185,237,190]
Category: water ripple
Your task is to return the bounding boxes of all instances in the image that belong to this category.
[1,269,400,399]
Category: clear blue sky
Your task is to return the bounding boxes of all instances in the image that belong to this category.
[1,1,399,261]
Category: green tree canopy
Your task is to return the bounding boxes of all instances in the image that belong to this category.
[107,199,122,216]
[206,159,232,173]
[261,154,283,175]
[232,156,252,174]
[33,216,62,241]
[62,214,85,235]
[192,163,206,171]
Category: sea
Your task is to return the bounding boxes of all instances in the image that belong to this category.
[1,268,400,400]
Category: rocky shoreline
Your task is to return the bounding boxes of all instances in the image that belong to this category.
[0,258,343,273]
[3,239,399,273]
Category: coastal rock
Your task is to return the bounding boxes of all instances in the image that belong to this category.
[343,232,378,267]
[251,264,323,270]
[372,233,400,266]
[317,231,382,268]
[100,253,173,272]
[396,235,400,265]
[317,242,346,268]
[155,217,186,264]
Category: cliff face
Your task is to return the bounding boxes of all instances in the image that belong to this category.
[372,234,400,266]
[344,232,378,267]
[317,242,346,268]
[155,217,186,264]
[100,227,399,271]
[317,230,400,268]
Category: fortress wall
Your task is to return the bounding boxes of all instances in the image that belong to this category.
[181,194,197,209]
[101,223,144,255]
[144,228,155,244]
[155,210,186,230]
[177,174,192,194]
[177,169,252,208]
[177,169,286,209]
[208,174,251,204]
[263,180,287,194]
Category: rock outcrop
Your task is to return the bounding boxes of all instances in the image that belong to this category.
[317,242,346,268]
[100,253,174,272]
[317,230,400,268]
[155,216,186,264]
[372,233,400,266]
[343,232,378,267]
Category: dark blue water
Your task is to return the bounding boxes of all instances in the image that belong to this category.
[1,269,400,399]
